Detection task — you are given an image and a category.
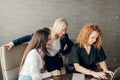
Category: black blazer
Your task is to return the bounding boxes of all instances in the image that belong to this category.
[12,28,74,55]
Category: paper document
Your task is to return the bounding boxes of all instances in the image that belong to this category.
[72,73,85,80]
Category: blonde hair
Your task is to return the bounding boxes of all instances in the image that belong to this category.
[76,23,102,48]
[51,18,68,39]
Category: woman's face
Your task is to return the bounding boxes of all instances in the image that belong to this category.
[58,28,67,37]
[88,31,99,45]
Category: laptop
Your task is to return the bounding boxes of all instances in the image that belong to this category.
[111,66,120,80]
[91,66,120,80]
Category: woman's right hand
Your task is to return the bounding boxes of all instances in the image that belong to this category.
[2,43,13,50]
[51,70,60,76]
[91,71,107,79]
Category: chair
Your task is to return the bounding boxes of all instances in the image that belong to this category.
[0,44,27,80]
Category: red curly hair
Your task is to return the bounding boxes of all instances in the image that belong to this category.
[76,23,102,48]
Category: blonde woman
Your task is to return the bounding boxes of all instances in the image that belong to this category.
[69,23,113,79]
[44,18,74,72]
[4,18,73,72]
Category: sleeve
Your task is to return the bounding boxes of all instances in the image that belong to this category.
[62,34,74,55]
[97,47,107,62]
[12,33,34,46]
[30,52,51,80]
[10,42,14,46]
[68,45,80,66]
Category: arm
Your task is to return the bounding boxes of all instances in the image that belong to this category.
[62,34,74,55]
[12,27,50,46]
[30,51,51,80]
[99,61,114,77]
[69,45,106,79]
[97,47,114,77]
[30,50,60,80]
[74,63,107,79]
[12,34,33,46]
[74,63,92,75]
[2,34,33,50]
[99,61,109,71]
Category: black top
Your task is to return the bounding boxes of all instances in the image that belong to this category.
[69,44,106,70]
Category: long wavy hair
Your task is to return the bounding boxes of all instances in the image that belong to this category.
[51,18,68,39]
[19,29,49,71]
[76,23,102,48]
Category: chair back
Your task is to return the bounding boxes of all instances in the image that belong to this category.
[0,44,27,80]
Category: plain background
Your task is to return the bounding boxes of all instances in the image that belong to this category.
[0,0,120,79]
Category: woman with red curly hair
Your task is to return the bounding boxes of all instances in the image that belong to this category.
[69,23,113,79]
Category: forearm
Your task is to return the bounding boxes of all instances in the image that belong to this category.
[12,34,33,46]
[99,61,108,71]
[39,72,51,79]
[62,41,74,55]
[74,63,92,75]
[31,71,51,80]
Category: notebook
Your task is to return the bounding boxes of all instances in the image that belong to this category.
[72,73,85,80]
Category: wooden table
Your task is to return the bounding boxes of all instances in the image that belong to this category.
[44,73,98,80]
[44,67,116,80]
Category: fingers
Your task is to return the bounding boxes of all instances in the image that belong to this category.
[2,43,13,50]
[56,70,60,76]
[8,46,12,50]
[100,74,107,79]
[51,70,61,76]
[98,72,107,79]
[108,71,114,77]
[104,70,114,77]
[92,71,107,79]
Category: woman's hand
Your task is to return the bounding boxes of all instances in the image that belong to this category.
[51,70,60,76]
[104,70,114,77]
[91,71,107,79]
[2,43,13,50]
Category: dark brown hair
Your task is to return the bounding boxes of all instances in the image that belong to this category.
[19,29,49,71]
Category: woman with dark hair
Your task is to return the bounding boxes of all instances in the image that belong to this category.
[18,29,60,80]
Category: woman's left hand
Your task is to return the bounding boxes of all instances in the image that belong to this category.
[104,70,114,77]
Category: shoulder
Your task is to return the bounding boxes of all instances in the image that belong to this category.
[27,49,40,58]
[74,43,80,48]
[61,33,69,40]
[71,43,80,51]
[64,33,69,37]
[97,46,105,53]
[94,46,104,51]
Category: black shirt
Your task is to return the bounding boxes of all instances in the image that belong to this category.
[69,44,106,70]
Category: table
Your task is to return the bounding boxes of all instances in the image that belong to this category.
[49,74,93,80]
[45,67,116,80]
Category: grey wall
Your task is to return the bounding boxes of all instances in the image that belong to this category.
[0,0,120,79]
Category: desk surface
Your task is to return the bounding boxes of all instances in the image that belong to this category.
[49,74,93,80]
[47,73,113,80]
[45,67,116,80]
